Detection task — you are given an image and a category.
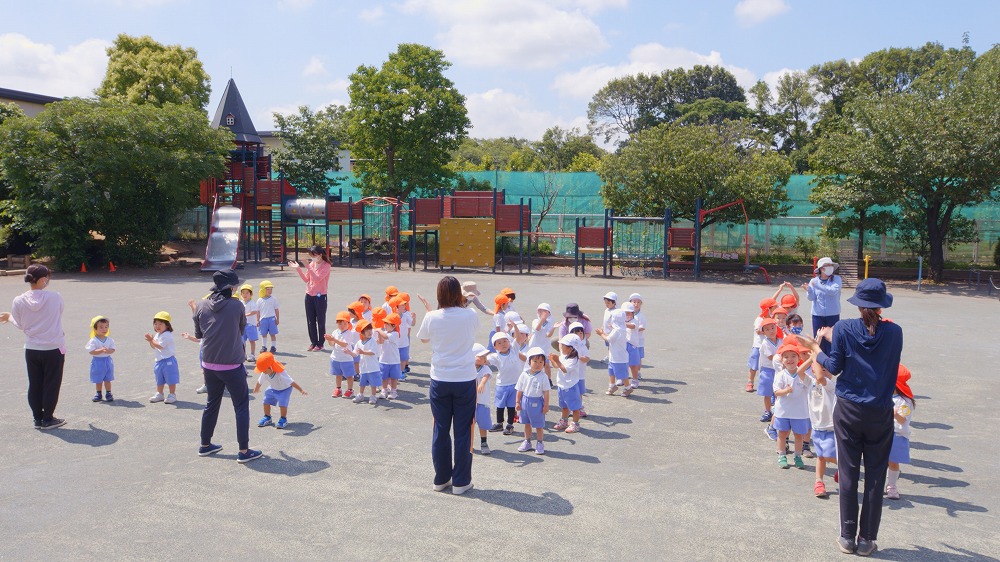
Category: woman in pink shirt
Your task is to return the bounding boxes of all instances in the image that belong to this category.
[289,245,332,352]
[0,265,67,430]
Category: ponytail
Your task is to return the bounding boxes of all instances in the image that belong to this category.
[860,307,881,336]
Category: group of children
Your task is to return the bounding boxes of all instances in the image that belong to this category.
[744,281,916,500]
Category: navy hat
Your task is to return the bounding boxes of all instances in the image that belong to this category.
[847,278,893,309]
[212,269,240,291]
[564,303,583,318]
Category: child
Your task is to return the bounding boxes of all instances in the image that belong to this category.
[348,300,366,326]
[146,311,179,404]
[346,320,381,405]
[252,352,307,430]
[382,286,398,315]
[600,291,618,362]
[622,302,642,388]
[550,334,584,433]
[757,317,780,422]
[771,281,800,316]
[515,347,551,454]
[886,365,915,500]
[183,299,208,394]
[473,343,494,455]
[489,294,511,352]
[358,294,374,322]
[528,303,555,377]
[324,311,359,398]
[772,339,811,469]
[391,294,416,375]
[595,310,634,397]
[785,313,805,336]
[747,297,778,393]
[627,293,646,382]
[500,287,517,311]
[257,280,280,353]
[567,321,590,417]
[240,284,260,361]
[376,312,403,400]
[487,332,523,435]
[807,355,838,498]
[772,307,789,340]
[85,315,116,402]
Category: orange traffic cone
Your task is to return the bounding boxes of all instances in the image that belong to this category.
[80,263,87,273]
[109,261,117,272]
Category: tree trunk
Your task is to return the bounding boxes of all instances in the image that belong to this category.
[926,204,945,283]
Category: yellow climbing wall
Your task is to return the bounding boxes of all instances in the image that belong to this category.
[440,218,495,267]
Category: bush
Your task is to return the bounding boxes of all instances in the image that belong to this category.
[994,241,1000,269]
[792,236,819,262]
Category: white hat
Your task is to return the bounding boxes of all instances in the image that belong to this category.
[603,291,618,302]
[611,309,627,326]
[621,302,635,313]
[525,346,547,359]
[537,302,551,313]
[503,311,522,324]
[491,332,511,345]
[815,257,839,273]
[515,323,531,334]
[472,343,489,356]
[558,333,581,347]
[628,293,642,302]
[461,281,481,296]
[568,321,585,333]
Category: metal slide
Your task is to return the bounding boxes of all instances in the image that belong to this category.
[200,206,243,272]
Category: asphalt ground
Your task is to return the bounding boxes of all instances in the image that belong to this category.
[0,264,996,561]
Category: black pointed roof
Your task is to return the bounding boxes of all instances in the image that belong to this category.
[211,78,261,144]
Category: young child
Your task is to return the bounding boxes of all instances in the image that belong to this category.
[757,317,780,423]
[595,310,634,397]
[346,320,381,405]
[391,294,416,375]
[600,291,618,362]
[771,281,800,317]
[772,307,789,340]
[627,293,646,382]
[785,313,805,336]
[550,334,584,433]
[183,299,208,394]
[348,300,366,326]
[85,315,116,402]
[240,284,260,361]
[376,312,403,400]
[257,280,280,353]
[622,302,642,388]
[772,339,811,469]
[747,297,778,393]
[487,332,523,435]
[489,294,511,352]
[807,355,838,498]
[528,303,555,379]
[325,311,359,398]
[473,343,494,455]
[515,347,551,455]
[146,311,179,404]
[358,294,374,322]
[567,321,590,417]
[500,287,517,311]
[252,352,307,430]
[886,365,915,500]
[382,286,398,315]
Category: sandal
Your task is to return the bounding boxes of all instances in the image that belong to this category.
[745,382,755,392]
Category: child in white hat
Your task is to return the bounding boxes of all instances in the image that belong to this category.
[515,347,552,454]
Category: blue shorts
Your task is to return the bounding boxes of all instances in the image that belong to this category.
[576,377,586,396]
[747,346,760,370]
[380,362,402,381]
[359,371,382,388]
[889,435,911,464]
[756,368,774,397]
[519,395,545,428]
[154,357,180,386]
[558,384,583,411]
[475,404,492,431]
[329,359,354,377]
[89,356,114,384]
[243,324,259,342]
[608,362,629,383]
[495,384,517,408]
[487,330,497,353]
[399,346,410,362]
[259,316,279,336]
[812,429,837,459]
[627,343,641,367]
[263,386,293,408]
[773,417,811,435]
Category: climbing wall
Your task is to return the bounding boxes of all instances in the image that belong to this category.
[440,218,495,268]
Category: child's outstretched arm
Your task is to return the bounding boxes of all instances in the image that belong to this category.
[144,333,163,350]
[548,353,566,373]
[180,332,201,343]
[291,381,308,396]
[325,333,347,347]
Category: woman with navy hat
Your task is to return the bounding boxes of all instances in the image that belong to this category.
[796,278,902,557]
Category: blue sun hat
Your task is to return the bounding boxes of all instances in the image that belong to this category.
[847,278,893,309]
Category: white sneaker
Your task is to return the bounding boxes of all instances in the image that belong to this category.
[164,393,177,404]
[631,380,640,388]
[149,392,165,403]
[606,385,618,395]
[389,389,398,400]
[195,385,208,394]
[353,394,365,404]
[369,395,378,405]
[379,389,388,399]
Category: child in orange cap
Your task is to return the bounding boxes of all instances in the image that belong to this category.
[392,293,416,376]
[344,320,380,405]
[757,316,781,423]
[382,286,399,315]
[771,281,800,316]
[252,352,307,430]
[886,365,915,500]
[358,294,374,322]
[772,339,811,469]
[489,294,511,352]
[747,297,779,393]
[500,287,516,311]
[376,312,403,400]
[325,311,360,398]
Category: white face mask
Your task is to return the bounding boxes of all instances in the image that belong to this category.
[822,266,835,276]
[310,256,319,262]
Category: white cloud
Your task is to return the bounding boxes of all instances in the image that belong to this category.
[551,42,757,101]
[302,56,326,77]
[359,6,385,22]
[400,0,611,69]
[734,0,790,26]
[0,34,110,98]
[278,0,314,10]
[466,88,585,140]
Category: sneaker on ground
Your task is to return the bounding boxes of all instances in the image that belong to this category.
[389,390,398,400]
[579,408,588,418]
[535,442,545,455]
[622,386,634,397]
[164,393,177,404]
[307,345,317,352]
[606,385,618,395]
[802,447,816,459]
[432,479,452,492]
[276,417,287,429]
[566,421,581,433]
[745,382,755,392]
[258,415,273,427]
[452,483,473,495]
[794,455,805,469]
[246,356,255,363]
[92,392,102,402]
[343,389,354,398]
[237,449,263,463]
[39,418,66,430]
[314,347,325,353]
[270,346,276,353]
[105,392,114,402]
[553,418,569,431]
[777,454,789,469]
[517,440,532,452]
[332,388,343,398]
[885,485,900,500]
[765,424,777,441]
[379,389,388,400]
[814,481,828,498]
[837,537,856,554]
[488,423,504,432]
[353,375,360,382]
[759,410,773,422]
[33,419,42,429]
[352,394,365,404]
[631,380,640,388]
[196,385,208,394]
[198,443,223,456]
[856,539,877,557]
[480,444,491,455]
[149,392,165,403]
[503,424,514,435]
[369,396,377,405]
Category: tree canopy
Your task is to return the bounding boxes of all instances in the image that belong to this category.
[96,34,212,111]
[346,43,470,200]
[272,104,347,198]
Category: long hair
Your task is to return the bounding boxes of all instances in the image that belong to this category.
[436,276,464,309]
[860,307,881,336]
[309,245,331,264]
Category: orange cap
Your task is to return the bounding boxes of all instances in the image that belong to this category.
[500,287,515,297]
[776,339,803,357]
[780,295,797,308]
[397,292,410,303]
[760,317,778,328]
[371,307,387,328]
[359,294,372,303]
[385,285,398,296]
[385,312,401,326]
[255,352,285,373]
[335,311,351,323]
[355,319,372,333]
[896,364,914,400]
[389,296,405,309]
[772,307,789,316]
[348,301,365,318]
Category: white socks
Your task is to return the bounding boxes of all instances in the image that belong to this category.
[887,468,900,487]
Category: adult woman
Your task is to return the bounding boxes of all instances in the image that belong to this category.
[797,278,902,557]
[802,257,842,352]
[193,269,262,463]
[289,245,331,352]
[0,265,67,430]
[415,276,479,495]
[557,303,593,343]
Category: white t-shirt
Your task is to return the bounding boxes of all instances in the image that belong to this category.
[758,337,778,371]
[809,374,838,431]
[257,296,279,319]
[243,298,259,320]
[476,364,492,407]
[398,311,415,348]
[771,338,786,372]
[153,331,176,361]
[893,395,913,439]
[354,337,380,374]
[515,369,551,398]
[414,306,479,383]
[528,317,553,350]
[630,311,646,347]
[85,336,116,357]
[258,370,294,391]
[378,330,401,365]
[752,317,764,348]
[330,328,359,362]
[488,350,523,387]
[492,310,506,331]
[606,326,627,364]
[555,354,580,389]
[603,306,616,332]
[773,368,810,420]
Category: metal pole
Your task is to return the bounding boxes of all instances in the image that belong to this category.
[917,256,923,291]
[694,198,703,280]
[663,208,671,280]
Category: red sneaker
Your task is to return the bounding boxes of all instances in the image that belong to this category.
[343,389,354,398]
[332,388,343,398]
[834,470,839,483]
[814,481,828,498]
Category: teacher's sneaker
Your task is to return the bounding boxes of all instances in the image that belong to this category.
[39,418,66,430]
[164,393,177,404]
[237,449,263,464]
[452,483,473,495]
[489,423,503,432]
[503,424,514,435]
[196,385,208,394]
[856,538,877,557]
[149,392,165,403]
[837,537,856,554]
[198,443,223,456]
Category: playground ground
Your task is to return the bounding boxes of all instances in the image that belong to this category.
[0,264,996,561]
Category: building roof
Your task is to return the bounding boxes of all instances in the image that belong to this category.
[210,79,261,144]
[0,87,63,105]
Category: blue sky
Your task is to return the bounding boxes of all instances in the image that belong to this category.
[2,0,996,141]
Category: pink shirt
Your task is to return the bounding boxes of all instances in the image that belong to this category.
[297,260,331,296]
[10,289,66,353]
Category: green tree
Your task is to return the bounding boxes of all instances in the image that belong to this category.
[535,126,605,171]
[0,102,30,253]
[347,43,470,200]
[271,104,347,198]
[448,137,534,171]
[566,152,601,172]
[597,120,792,227]
[0,99,231,269]
[96,34,211,111]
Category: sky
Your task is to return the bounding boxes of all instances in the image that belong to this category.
[1,0,997,141]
